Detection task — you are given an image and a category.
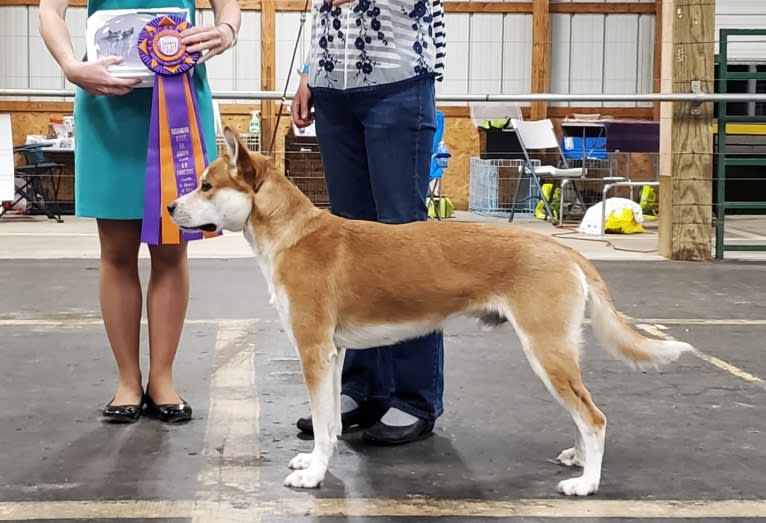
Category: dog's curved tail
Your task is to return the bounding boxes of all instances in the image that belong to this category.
[576,257,695,366]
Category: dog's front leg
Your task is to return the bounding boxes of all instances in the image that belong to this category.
[332,348,346,439]
[284,342,341,489]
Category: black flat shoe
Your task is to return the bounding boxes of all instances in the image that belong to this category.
[362,418,434,446]
[296,404,387,435]
[144,393,192,423]
[102,397,143,424]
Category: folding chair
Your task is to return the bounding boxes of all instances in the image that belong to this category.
[0,143,64,222]
[509,118,623,225]
[427,111,451,220]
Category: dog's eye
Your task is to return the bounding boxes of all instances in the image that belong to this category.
[200,181,212,192]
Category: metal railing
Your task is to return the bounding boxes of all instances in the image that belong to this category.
[3,88,766,103]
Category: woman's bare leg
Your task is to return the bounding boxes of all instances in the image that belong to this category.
[146,242,189,404]
[97,219,143,405]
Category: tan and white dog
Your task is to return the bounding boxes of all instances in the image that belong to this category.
[168,128,695,496]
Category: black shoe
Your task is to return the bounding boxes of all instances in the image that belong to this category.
[362,418,434,446]
[102,395,143,424]
[143,393,192,423]
[296,405,386,436]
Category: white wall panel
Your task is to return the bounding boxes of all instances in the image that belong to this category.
[235,11,262,93]
[276,12,312,99]
[603,14,638,107]
[1,5,664,108]
[469,13,503,94]
[549,13,571,107]
[501,14,532,95]
[569,14,604,107]
[636,14,655,108]
[64,6,88,95]
[0,7,29,93]
[437,13,469,97]
[199,9,236,95]
[715,0,766,63]
[28,6,63,90]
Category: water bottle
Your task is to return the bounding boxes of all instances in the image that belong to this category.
[249,110,261,135]
[436,141,449,168]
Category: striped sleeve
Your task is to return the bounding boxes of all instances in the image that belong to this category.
[432,0,446,81]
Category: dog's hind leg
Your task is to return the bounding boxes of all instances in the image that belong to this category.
[511,299,606,496]
[284,335,341,489]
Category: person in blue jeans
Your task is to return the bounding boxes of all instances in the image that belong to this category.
[290,0,446,445]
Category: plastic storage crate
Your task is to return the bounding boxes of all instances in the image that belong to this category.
[469,157,541,217]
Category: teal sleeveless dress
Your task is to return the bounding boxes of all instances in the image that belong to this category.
[73,0,217,220]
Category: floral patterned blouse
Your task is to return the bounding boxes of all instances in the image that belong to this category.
[307,0,445,91]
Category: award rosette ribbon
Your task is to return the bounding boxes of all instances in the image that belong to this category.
[137,14,218,245]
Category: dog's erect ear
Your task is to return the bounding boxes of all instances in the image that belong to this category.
[223,126,243,169]
[222,125,263,188]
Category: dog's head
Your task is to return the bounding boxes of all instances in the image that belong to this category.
[168,127,269,234]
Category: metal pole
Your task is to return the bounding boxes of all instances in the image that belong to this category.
[3,89,766,103]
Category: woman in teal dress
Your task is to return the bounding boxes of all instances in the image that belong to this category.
[38,0,241,423]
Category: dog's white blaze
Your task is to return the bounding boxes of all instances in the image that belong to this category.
[334,319,442,350]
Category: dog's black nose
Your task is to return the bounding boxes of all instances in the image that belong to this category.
[167,202,177,215]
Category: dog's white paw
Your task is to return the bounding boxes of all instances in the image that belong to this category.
[557,476,599,496]
[556,447,584,467]
[283,468,324,488]
[288,452,313,470]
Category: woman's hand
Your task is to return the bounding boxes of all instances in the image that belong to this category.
[290,74,314,128]
[64,56,141,96]
[181,24,235,64]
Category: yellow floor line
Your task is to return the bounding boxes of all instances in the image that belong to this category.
[192,323,262,523]
[636,323,765,386]
[2,497,766,520]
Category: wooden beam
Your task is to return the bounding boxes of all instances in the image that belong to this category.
[549,2,655,14]
[530,0,550,121]
[548,106,654,119]
[444,2,533,13]
[657,0,715,261]
[0,0,656,13]
[653,0,662,121]
[260,0,276,154]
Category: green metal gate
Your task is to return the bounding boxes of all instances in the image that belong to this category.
[715,28,766,259]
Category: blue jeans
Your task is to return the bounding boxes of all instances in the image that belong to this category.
[311,75,445,422]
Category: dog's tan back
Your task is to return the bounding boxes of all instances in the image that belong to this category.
[169,128,695,495]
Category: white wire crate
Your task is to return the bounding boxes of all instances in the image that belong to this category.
[215,132,260,158]
[469,157,541,217]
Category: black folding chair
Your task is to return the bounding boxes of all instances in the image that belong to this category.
[0,143,64,223]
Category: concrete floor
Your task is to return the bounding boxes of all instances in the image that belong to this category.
[1,214,765,522]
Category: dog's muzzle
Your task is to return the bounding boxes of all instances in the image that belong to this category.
[167,202,217,232]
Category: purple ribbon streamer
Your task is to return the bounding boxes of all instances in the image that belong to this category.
[140,76,162,245]
[163,75,203,242]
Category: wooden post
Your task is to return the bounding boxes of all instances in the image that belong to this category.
[657,0,715,261]
[530,0,550,121]
[260,0,276,154]
[652,0,663,121]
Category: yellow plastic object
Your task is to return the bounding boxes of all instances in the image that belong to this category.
[605,207,645,234]
[480,118,511,130]
[639,184,658,218]
[428,196,454,219]
[535,183,560,220]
